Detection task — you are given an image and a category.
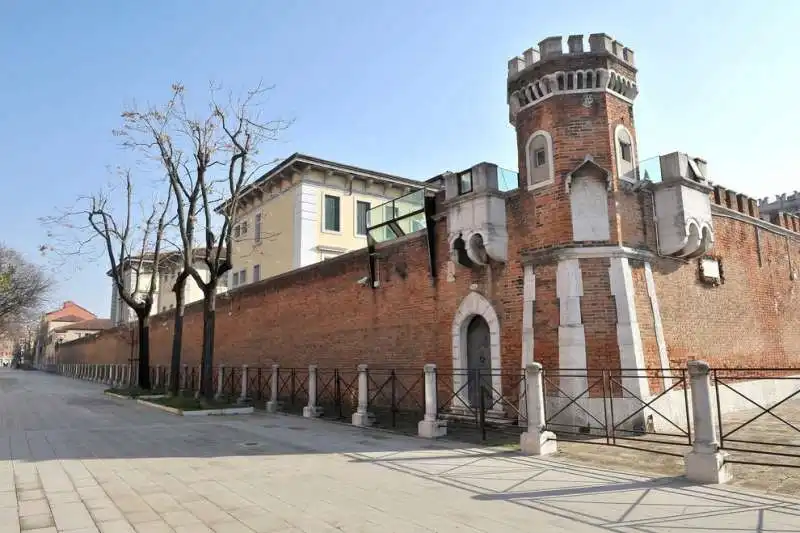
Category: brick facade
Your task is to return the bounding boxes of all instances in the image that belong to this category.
[58,33,800,390]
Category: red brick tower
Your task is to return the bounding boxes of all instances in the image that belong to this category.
[508,34,653,405]
[507,34,639,248]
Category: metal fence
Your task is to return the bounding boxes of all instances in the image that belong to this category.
[713,368,800,468]
[542,368,691,457]
[64,361,800,467]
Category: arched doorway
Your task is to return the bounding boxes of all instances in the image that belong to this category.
[466,315,492,408]
[451,291,502,411]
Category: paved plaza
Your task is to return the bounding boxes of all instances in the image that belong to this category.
[2,370,800,532]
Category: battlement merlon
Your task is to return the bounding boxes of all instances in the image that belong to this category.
[508,33,635,79]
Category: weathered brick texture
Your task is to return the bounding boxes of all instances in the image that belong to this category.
[652,215,800,369]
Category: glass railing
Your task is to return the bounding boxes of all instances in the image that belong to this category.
[498,167,519,192]
[367,189,427,244]
[637,156,662,184]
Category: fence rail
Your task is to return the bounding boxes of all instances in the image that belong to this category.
[542,368,691,457]
[55,361,800,468]
[713,368,800,468]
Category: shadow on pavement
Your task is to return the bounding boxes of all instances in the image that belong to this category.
[6,369,800,532]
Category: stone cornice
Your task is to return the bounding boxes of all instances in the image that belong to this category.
[521,244,658,266]
[509,68,637,123]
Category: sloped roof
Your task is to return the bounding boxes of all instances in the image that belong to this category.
[44,301,95,319]
[217,152,436,214]
[54,318,113,332]
[51,314,89,324]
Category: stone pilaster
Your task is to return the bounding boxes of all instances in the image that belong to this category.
[557,259,587,398]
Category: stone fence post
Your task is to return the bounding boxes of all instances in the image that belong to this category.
[239,365,249,403]
[520,363,557,455]
[303,365,322,418]
[267,364,280,413]
[685,360,731,484]
[352,364,372,427]
[181,364,189,391]
[215,364,226,400]
[154,365,162,389]
[418,364,446,438]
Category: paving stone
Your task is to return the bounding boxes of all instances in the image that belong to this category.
[161,510,201,528]
[51,502,95,531]
[130,521,174,533]
[122,509,161,524]
[17,490,45,502]
[174,525,214,533]
[19,513,55,530]
[97,519,136,533]
[209,521,255,533]
[89,506,125,522]
[4,369,800,533]
[18,499,51,517]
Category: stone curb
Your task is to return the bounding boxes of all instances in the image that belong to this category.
[136,398,254,417]
[104,392,168,401]
[104,392,132,400]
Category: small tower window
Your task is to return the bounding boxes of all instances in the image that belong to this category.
[534,149,547,168]
[458,171,473,195]
[620,142,632,162]
[525,130,554,190]
[614,125,636,182]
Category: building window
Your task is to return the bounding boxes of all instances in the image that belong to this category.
[232,272,239,287]
[239,269,246,284]
[254,213,262,244]
[458,171,473,194]
[534,148,547,168]
[356,201,370,236]
[526,130,554,190]
[620,142,632,162]
[241,220,248,235]
[253,264,260,282]
[324,195,341,232]
[614,125,636,181]
[234,225,241,239]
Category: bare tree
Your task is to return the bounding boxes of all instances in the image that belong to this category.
[0,244,51,332]
[116,82,290,399]
[115,85,204,396]
[41,171,172,389]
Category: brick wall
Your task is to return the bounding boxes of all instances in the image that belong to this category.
[58,189,800,377]
[653,212,800,369]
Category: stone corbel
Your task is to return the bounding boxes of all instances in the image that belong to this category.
[662,219,714,258]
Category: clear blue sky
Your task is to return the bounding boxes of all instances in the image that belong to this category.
[2,0,798,317]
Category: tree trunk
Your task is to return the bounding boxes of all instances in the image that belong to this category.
[199,283,217,400]
[169,281,186,396]
[137,313,151,390]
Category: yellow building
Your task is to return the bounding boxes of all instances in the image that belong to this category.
[223,153,433,287]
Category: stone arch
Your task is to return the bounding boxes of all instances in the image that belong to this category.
[451,291,502,411]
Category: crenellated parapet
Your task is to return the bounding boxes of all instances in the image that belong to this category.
[507,33,638,122]
[710,185,760,219]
